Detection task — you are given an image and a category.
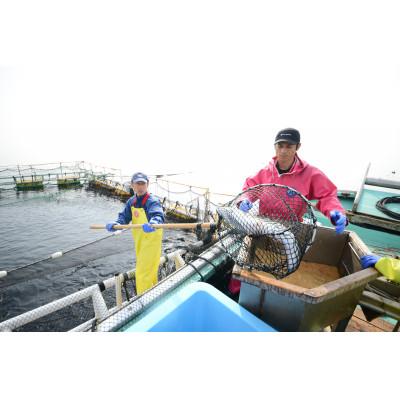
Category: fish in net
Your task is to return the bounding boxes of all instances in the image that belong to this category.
[216,184,317,278]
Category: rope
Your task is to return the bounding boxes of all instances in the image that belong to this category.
[154,180,192,194]
[32,166,68,172]
[191,255,219,272]
[156,178,209,191]
[186,261,205,281]
[208,199,227,207]
[375,196,400,220]
[122,275,131,301]
[189,187,209,196]
[2,233,118,275]
[210,191,235,197]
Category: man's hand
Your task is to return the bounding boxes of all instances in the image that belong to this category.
[330,210,347,234]
[239,199,253,213]
[106,222,118,232]
[360,254,381,269]
[142,223,156,233]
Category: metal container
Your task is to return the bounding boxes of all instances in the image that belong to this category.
[233,226,379,331]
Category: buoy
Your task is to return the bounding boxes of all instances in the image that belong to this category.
[0,271,7,279]
[51,251,63,259]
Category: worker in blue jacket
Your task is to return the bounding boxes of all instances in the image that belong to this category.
[106,172,165,294]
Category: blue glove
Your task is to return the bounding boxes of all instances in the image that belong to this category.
[142,223,155,233]
[360,254,381,269]
[106,222,118,232]
[239,199,253,212]
[330,210,347,234]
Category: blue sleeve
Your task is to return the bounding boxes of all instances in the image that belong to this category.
[116,199,132,224]
[146,197,165,224]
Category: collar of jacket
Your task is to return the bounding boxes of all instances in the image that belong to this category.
[270,154,307,177]
[133,192,150,207]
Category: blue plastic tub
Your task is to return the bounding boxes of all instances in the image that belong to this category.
[123,282,276,332]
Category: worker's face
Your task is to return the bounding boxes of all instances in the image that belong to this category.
[275,142,300,164]
[132,181,148,196]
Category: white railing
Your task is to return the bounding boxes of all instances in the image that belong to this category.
[0,249,186,332]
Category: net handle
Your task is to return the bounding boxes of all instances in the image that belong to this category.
[90,223,213,230]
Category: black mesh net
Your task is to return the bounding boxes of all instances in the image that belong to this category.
[216,184,317,278]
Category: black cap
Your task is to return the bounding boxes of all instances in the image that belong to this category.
[274,128,301,145]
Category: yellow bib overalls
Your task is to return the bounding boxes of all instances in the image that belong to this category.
[131,200,163,295]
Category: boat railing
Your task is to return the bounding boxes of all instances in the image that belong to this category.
[0,249,186,332]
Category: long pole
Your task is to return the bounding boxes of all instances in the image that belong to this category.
[90,222,213,230]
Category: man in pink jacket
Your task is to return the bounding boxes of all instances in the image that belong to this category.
[240,128,347,231]
[228,128,348,294]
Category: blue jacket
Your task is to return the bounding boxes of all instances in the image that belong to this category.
[116,193,165,225]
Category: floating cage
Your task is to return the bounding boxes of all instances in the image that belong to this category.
[57,174,82,188]
[161,198,199,222]
[14,175,44,191]
[88,178,131,200]
[113,183,131,200]
[165,207,198,223]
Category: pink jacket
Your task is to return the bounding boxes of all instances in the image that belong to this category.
[242,155,345,218]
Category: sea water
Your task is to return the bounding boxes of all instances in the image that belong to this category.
[0,187,197,330]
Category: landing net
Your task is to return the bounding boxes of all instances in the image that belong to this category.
[216,184,317,278]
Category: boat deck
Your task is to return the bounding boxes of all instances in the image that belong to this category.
[346,307,398,332]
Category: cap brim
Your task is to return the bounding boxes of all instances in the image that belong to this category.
[274,139,298,145]
[132,179,147,183]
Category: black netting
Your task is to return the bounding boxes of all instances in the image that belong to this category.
[216,184,317,278]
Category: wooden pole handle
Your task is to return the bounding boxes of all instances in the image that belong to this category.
[90,222,213,230]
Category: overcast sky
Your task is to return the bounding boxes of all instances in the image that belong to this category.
[1,0,399,194]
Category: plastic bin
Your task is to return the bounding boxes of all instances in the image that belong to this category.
[123,282,276,332]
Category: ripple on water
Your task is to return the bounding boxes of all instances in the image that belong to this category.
[0,187,198,330]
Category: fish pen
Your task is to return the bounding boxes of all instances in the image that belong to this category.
[87,177,131,200]
[56,174,82,188]
[14,175,44,190]
[0,161,122,194]
[0,161,236,225]
[150,178,211,222]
